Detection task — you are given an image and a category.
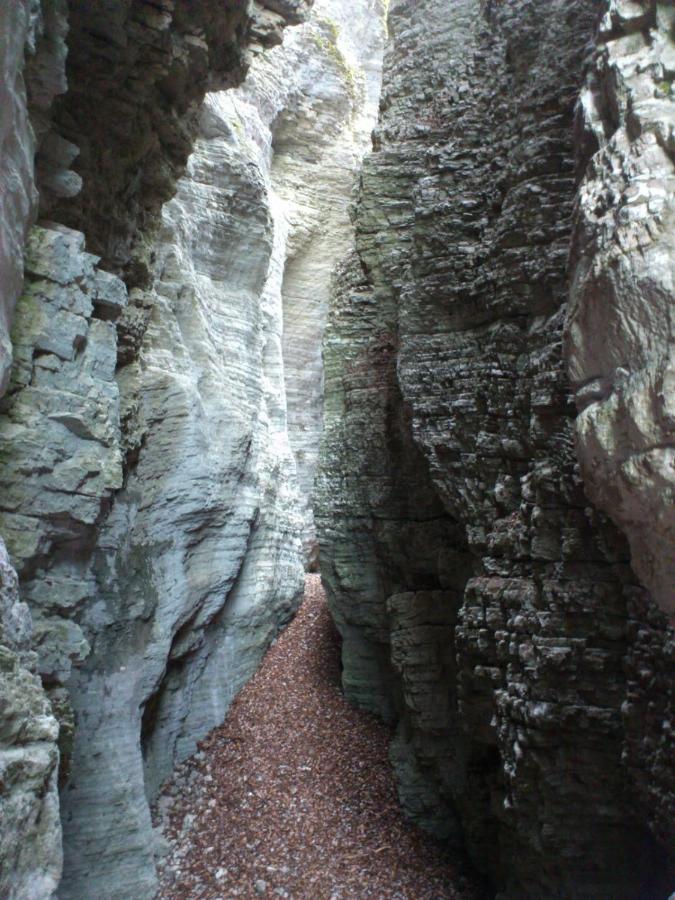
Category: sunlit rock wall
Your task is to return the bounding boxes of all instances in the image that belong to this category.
[220,0,387,567]
[0,1,315,896]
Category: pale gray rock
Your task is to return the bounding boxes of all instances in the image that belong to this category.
[0,1,40,395]
[0,0,69,396]
[0,2,316,895]
[0,7,68,895]
[567,1,675,621]
[0,537,62,900]
[227,0,386,565]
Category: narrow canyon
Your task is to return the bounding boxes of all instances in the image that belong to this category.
[0,1,672,898]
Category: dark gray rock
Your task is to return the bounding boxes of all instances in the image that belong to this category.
[316,0,674,895]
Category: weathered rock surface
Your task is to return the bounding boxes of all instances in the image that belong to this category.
[567,0,675,864]
[46,0,313,281]
[0,537,61,900]
[0,0,386,896]
[0,1,315,896]
[226,0,386,566]
[567,1,675,622]
[0,0,68,395]
[317,0,674,895]
[0,8,69,896]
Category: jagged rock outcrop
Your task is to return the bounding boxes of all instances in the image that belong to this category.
[0,8,69,898]
[0,0,68,395]
[316,0,674,896]
[45,0,311,280]
[566,0,675,864]
[567,2,674,621]
[0,536,61,900]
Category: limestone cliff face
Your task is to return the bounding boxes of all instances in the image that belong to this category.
[0,1,321,896]
[316,0,674,895]
[0,0,388,895]
[569,1,674,623]
[0,535,61,900]
[566,0,675,859]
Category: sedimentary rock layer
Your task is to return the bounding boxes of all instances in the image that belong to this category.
[316,0,674,895]
[0,0,388,895]
[566,0,675,859]
[0,1,314,896]
[567,1,675,621]
[0,536,61,900]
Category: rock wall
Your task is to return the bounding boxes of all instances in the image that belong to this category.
[567,2,674,621]
[566,0,675,865]
[273,0,386,565]
[0,6,70,897]
[0,536,61,900]
[0,0,68,394]
[0,1,319,897]
[0,0,388,895]
[316,0,674,896]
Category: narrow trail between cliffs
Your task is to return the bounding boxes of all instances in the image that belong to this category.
[156,575,482,900]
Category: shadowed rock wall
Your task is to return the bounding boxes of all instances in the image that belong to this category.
[316,0,674,895]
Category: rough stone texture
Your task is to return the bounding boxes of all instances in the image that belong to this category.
[0,7,70,895]
[567,1,675,621]
[567,0,675,865]
[0,0,35,396]
[225,0,386,566]
[46,0,312,282]
[316,0,674,895]
[0,537,62,900]
[0,2,316,896]
[0,0,386,896]
[0,0,68,395]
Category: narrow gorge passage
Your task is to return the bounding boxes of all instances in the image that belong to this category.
[155,576,483,900]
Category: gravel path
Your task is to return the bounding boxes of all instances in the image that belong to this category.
[155,575,482,899]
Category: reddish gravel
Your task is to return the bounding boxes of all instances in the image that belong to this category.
[155,575,482,899]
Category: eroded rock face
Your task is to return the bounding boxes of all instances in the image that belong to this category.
[567,0,675,862]
[0,0,386,895]
[0,8,68,896]
[239,0,386,565]
[0,0,68,395]
[0,537,61,900]
[317,0,673,895]
[46,0,313,281]
[567,1,675,622]
[0,1,316,896]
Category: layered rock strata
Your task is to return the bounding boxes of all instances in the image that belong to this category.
[316,0,674,895]
[272,0,387,564]
[0,0,388,895]
[567,1,674,621]
[567,0,675,863]
[0,8,69,897]
[0,536,61,900]
[0,0,317,896]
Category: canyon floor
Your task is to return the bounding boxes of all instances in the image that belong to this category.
[155,575,483,899]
